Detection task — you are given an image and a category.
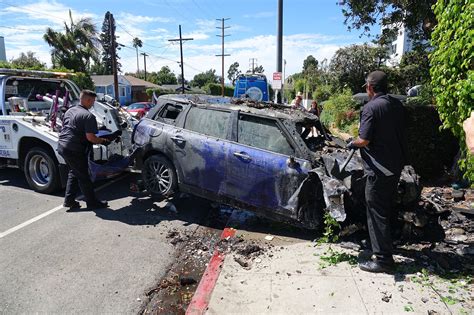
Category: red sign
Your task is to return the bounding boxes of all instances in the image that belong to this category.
[273,72,282,80]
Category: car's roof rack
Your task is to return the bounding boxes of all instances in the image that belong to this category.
[0,68,75,78]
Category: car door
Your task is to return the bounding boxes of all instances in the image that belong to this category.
[224,113,312,212]
[172,106,231,195]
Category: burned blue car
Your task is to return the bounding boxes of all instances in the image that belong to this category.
[132,95,419,229]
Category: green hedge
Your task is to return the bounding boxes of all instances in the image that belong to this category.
[405,105,459,179]
[204,83,234,96]
[146,87,175,97]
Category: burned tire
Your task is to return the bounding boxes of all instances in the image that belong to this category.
[24,147,61,194]
[142,155,178,198]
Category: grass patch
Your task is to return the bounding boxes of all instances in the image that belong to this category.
[317,246,358,269]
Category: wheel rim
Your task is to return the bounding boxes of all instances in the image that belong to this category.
[144,160,172,194]
[28,155,51,187]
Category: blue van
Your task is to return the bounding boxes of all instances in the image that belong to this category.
[233,73,269,101]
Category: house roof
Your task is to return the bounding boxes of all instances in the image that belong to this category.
[91,75,160,89]
[124,75,160,89]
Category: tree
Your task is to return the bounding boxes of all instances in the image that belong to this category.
[338,0,437,47]
[302,55,318,74]
[98,11,121,75]
[155,66,177,85]
[254,65,264,74]
[227,62,241,85]
[132,37,143,74]
[10,52,45,69]
[430,0,473,181]
[43,10,99,72]
[190,69,219,88]
[329,44,387,93]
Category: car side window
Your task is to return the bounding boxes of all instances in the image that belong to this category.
[184,107,230,139]
[238,114,294,156]
[156,103,183,121]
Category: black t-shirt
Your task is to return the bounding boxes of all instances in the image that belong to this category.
[58,105,98,152]
[358,93,406,176]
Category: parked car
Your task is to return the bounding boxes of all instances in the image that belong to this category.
[132,95,419,229]
[126,102,153,118]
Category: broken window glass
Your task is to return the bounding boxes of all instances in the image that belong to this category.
[157,103,183,121]
[185,107,230,138]
[237,114,294,156]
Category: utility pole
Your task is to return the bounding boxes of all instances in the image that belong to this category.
[276,0,283,103]
[216,18,230,96]
[109,13,119,101]
[249,58,257,73]
[168,25,193,94]
[141,52,149,81]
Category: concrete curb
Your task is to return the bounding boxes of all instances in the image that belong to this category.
[186,227,236,315]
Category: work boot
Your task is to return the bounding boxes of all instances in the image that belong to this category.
[63,200,81,209]
[359,257,395,273]
[87,200,109,209]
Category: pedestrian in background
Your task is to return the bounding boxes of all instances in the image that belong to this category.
[347,70,406,273]
[291,92,306,111]
[463,111,474,155]
[309,100,321,117]
[58,90,109,209]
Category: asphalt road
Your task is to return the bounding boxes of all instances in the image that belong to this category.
[0,168,213,313]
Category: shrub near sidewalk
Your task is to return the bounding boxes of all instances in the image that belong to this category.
[319,89,360,136]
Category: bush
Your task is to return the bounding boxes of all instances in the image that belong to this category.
[312,84,332,103]
[320,89,359,132]
[146,87,175,97]
[405,105,459,179]
[430,0,474,181]
[204,83,234,96]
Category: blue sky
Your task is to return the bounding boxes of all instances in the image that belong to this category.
[0,0,377,81]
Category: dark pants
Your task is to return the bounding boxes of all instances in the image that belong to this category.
[58,146,98,204]
[365,173,400,262]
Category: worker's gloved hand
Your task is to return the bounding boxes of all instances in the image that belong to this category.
[101,138,111,146]
[347,141,358,150]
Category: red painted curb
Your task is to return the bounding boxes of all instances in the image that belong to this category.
[186,227,236,315]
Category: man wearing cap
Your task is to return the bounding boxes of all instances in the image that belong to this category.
[347,70,406,273]
[291,92,306,111]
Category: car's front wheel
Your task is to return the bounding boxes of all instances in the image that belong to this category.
[142,155,178,198]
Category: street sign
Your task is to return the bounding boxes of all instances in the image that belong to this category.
[272,72,282,89]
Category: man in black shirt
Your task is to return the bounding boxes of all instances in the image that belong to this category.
[58,90,109,209]
[348,71,406,273]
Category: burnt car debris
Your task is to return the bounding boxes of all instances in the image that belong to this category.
[132,94,420,229]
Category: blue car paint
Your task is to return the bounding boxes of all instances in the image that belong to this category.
[172,128,229,195]
[224,142,311,212]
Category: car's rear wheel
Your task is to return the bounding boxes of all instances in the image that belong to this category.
[142,155,178,198]
[24,147,61,194]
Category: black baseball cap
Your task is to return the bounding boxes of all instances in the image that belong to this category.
[362,70,388,89]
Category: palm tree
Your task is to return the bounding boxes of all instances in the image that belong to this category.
[132,37,143,75]
[43,10,99,72]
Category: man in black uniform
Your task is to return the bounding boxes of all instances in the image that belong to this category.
[58,90,109,209]
[348,71,406,273]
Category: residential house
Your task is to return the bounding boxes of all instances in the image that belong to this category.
[91,75,160,106]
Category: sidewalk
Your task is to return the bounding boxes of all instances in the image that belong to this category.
[203,233,471,314]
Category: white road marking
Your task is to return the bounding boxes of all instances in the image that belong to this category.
[0,174,129,239]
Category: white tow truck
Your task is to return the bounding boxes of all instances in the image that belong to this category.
[0,68,135,194]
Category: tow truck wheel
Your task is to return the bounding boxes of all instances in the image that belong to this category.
[24,147,61,194]
[142,155,177,198]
